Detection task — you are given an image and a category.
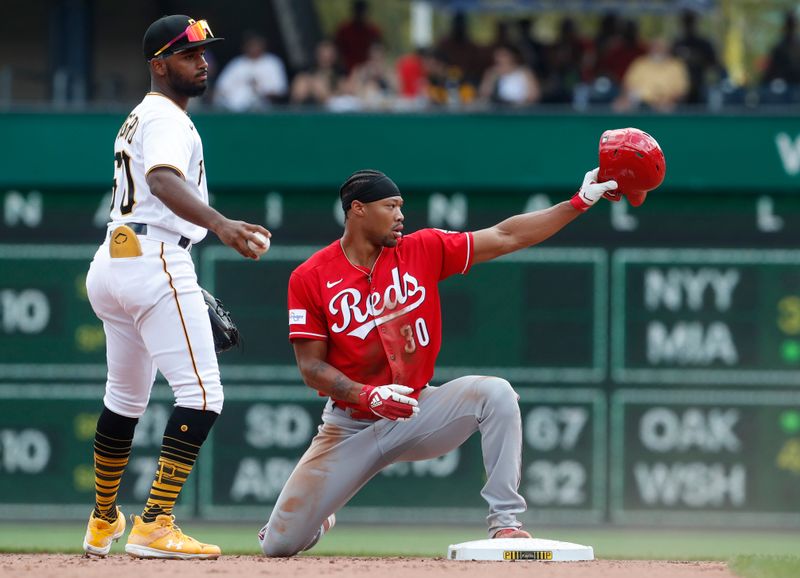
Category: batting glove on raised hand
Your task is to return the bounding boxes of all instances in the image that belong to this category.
[570,168,620,212]
[359,384,419,421]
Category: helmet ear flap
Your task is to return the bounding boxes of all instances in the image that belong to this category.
[626,190,648,207]
[598,128,665,206]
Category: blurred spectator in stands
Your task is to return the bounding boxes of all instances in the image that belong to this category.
[516,17,549,81]
[213,32,287,111]
[422,51,449,106]
[614,37,689,112]
[488,20,513,53]
[335,0,383,74]
[594,19,647,84]
[479,45,540,107]
[542,17,591,103]
[290,40,344,107]
[592,12,621,69]
[483,20,513,84]
[436,12,487,86]
[396,48,428,102]
[327,74,363,112]
[423,50,477,108]
[672,9,722,104]
[762,11,800,88]
[350,42,396,109]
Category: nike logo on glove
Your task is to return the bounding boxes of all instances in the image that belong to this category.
[327,279,343,288]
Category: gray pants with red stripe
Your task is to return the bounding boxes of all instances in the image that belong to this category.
[259,375,526,557]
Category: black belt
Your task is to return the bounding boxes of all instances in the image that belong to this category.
[127,222,191,249]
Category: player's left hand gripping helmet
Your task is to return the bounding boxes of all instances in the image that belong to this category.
[598,128,665,207]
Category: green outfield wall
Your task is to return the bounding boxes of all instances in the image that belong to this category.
[1,113,799,528]
[1,112,799,191]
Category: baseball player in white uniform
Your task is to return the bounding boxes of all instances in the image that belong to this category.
[82,15,270,559]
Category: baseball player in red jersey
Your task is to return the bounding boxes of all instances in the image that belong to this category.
[258,168,618,556]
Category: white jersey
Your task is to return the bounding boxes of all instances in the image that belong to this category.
[110,92,209,243]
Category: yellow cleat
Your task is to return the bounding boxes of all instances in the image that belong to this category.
[125,515,221,560]
[83,507,126,557]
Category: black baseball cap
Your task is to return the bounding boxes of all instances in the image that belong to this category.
[143,15,223,60]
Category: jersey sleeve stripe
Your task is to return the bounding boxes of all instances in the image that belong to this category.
[289,331,328,340]
[462,231,472,274]
[146,164,186,179]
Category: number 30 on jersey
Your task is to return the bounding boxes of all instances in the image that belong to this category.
[111,150,135,215]
[400,318,430,353]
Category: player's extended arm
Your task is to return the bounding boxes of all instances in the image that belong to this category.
[293,339,419,421]
[146,167,271,259]
[471,168,618,264]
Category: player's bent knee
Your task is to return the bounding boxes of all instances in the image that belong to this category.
[475,376,514,398]
[478,377,520,416]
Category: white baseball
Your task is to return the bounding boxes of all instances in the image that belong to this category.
[247,232,270,256]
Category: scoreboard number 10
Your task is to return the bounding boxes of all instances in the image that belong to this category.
[0,289,50,334]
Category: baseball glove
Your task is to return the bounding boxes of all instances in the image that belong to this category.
[201,288,240,354]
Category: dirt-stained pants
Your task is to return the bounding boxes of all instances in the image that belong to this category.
[259,375,526,557]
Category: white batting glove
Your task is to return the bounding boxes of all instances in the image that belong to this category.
[569,168,620,212]
[359,384,420,421]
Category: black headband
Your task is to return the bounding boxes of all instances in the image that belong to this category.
[340,175,401,212]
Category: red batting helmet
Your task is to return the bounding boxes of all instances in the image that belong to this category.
[598,128,665,207]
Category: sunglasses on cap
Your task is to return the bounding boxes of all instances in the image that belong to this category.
[152,19,214,59]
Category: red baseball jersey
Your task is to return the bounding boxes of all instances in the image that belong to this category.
[288,228,474,410]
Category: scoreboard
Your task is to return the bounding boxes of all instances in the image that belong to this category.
[2,187,800,527]
[0,385,195,519]
[199,386,606,524]
[613,249,800,386]
[199,245,606,383]
[4,384,798,526]
[0,245,105,380]
[612,390,800,527]
[0,385,605,525]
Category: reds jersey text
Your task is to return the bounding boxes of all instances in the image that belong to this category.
[287,229,473,410]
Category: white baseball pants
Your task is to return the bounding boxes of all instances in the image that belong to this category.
[86,236,223,417]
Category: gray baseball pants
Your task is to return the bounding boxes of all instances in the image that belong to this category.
[259,375,526,557]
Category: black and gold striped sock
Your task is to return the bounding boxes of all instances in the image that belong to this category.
[141,407,218,523]
[93,407,138,523]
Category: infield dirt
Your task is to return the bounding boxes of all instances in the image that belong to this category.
[0,554,736,577]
